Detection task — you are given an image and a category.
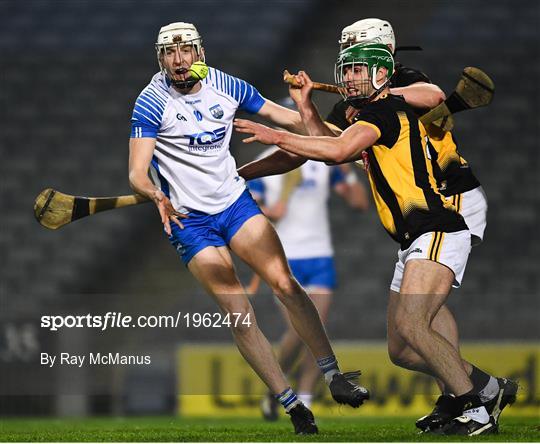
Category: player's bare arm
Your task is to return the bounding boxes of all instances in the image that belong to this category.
[390,82,445,109]
[256,100,307,135]
[235,118,379,164]
[238,149,306,181]
[128,137,187,235]
[236,99,309,181]
[289,71,339,137]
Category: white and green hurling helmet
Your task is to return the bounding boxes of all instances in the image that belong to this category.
[334,42,395,108]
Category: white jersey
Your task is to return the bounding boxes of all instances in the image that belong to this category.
[249,148,345,259]
[130,68,266,214]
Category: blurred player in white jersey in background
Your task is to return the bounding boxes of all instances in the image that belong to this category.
[128,22,369,435]
[245,104,369,418]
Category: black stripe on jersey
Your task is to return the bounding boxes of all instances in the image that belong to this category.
[428,141,445,189]
[408,115,443,211]
[366,147,407,243]
[438,161,480,196]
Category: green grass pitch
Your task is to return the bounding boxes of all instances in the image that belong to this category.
[0,416,539,442]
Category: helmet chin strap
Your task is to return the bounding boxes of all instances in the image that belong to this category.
[168,76,199,90]
[371,66,388,90]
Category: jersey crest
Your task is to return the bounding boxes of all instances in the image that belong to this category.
[209,104,224,119]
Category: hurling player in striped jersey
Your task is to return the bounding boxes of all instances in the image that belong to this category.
[326,19,515,434]
[128,22,369,435]
[236,20,516,435]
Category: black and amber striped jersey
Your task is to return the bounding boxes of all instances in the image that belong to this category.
[425,125,480,196]
[354,94,467,249]
[326,63,481,197]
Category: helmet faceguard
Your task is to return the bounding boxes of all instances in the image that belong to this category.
[339,18,395,54]
[335,43,394,108]
[155,22,205,89]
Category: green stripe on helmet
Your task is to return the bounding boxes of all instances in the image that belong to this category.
[337,42,394,77]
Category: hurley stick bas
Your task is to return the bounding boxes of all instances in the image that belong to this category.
[419,67,494,131]
[34,188,149,230]
[34,166,303,231]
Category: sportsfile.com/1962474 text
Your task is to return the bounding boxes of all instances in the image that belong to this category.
[40,312,252,331]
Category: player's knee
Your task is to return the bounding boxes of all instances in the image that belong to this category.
[387,332,404,364]
[271,273,301,299]
[387,333,408,366]
[388,344,416,369]
[388,348,405,367]
[394,322,419,344]
[392,312,429,345]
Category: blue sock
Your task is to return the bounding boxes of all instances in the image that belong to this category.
[275,387,301,412]
[317,354,340,384]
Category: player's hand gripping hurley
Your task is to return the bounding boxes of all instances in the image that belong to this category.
[283,70,344,94]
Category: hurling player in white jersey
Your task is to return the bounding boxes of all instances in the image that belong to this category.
[248,144,368,419]
[128,22,369,434]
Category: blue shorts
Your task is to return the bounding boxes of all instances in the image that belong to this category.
[168,189,262,265]
[288,257,337,291]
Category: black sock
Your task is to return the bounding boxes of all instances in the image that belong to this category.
[469,365,491,393]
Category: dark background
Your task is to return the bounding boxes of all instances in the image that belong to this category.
[1,0,538,415]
